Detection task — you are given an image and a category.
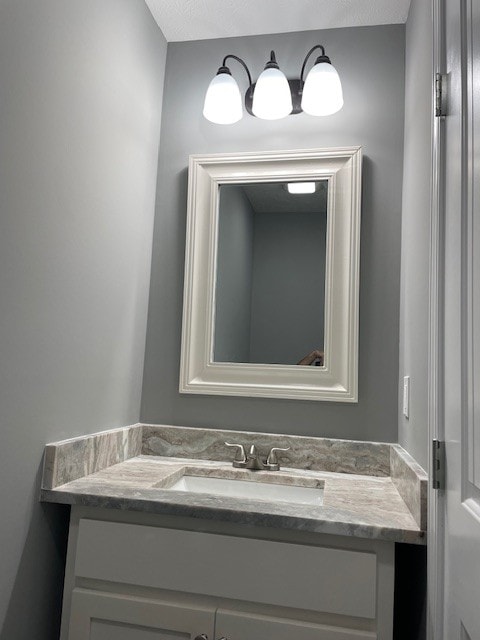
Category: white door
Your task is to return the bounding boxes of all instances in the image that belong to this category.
[440,0,480,638]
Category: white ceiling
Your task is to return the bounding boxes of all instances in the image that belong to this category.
[144,0,412,43]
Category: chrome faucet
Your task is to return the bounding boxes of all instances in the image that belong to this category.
[225,442,290,471]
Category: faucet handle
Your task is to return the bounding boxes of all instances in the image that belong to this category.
[225,442,247,463]
[266,447,291,467]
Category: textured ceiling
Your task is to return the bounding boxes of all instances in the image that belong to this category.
[144,0,412,42]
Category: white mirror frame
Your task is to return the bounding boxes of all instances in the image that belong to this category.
[180,147,362,402]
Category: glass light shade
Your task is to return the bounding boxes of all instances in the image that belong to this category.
[252,68,293,120]
[203,72,243,124]
[301,62,344,116]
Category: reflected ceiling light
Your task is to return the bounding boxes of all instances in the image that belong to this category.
[203,45,343,125]
[287,182,317,194]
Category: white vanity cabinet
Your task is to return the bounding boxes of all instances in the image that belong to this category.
[60,507,394,640]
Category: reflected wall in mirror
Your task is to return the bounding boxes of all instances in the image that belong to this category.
[215,181,327,365]
[180,147,362,402]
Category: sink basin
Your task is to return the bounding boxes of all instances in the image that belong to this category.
[167,475,324,506]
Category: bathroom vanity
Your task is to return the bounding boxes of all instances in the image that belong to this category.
[41,424,426,640]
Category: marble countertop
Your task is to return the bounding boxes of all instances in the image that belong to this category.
[41,424,427,545]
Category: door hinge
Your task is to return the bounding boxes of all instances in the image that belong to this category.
[435,73,447,117]
[432,439,446,490]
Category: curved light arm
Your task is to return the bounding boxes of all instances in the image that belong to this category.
[300,45,328,84]
[222,54,254,95]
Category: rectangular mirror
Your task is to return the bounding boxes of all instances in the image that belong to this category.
[215,181,327,366]
[180,147,362,402]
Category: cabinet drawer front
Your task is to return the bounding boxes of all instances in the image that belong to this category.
[216,609,377,640]
[75,519,377,619]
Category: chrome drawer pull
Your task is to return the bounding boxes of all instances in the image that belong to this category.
[194,635,208,640]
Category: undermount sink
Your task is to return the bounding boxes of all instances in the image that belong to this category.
[166,474,324,506]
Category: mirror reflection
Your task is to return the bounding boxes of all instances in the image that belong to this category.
[214,180,328,366]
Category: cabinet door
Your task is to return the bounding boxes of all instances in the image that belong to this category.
[68,588,215,640]
[215,609,377,640]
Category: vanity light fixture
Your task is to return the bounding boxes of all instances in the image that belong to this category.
[287,182,317,194]
[203,45,343,124]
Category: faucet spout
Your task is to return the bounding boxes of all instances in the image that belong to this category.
[245,444,266,470]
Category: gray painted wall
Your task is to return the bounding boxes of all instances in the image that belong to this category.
[214,186,254,362]
[249,210,326,364]
[0,1,166,638]
[398,0,433,471]
[141,24,405,441]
